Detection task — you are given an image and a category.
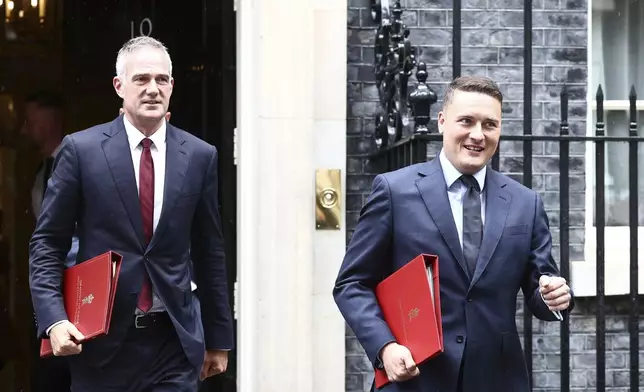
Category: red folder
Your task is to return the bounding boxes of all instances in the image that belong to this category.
[40,251,122,358]
[374,254,444,389]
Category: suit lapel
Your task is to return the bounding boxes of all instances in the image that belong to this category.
[102,117,146,248]
[416,159,469,279]
[148,125,189,249]
[469,170,510,289]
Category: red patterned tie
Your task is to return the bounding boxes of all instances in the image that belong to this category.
[138,138,154,312]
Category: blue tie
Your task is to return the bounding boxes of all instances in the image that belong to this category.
[461,175,482,278]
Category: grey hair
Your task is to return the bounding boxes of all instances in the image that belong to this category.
[115,36,173,79]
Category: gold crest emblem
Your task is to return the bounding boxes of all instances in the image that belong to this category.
[82,294,94,305]
[408,307,420,321]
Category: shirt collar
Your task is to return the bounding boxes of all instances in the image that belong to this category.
[439,149,486,191]
[122,115,166,150]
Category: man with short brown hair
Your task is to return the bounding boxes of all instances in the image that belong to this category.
[334,76,574,391]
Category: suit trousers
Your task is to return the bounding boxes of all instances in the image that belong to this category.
[69,313,198,392]
[31,352,71,392]
[456,356,465,392]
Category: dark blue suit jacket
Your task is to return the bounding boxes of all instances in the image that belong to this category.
[333,157,574,392]
[29,116,234,371]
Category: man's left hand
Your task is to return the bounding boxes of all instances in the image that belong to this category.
[539,275,571,312]
[200,350,228,381]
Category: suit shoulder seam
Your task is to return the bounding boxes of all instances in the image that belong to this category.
[375,174,394,231]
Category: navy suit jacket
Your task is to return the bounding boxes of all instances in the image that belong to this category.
[29,116,234,370]
[333,157,574,392]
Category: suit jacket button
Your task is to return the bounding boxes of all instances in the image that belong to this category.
[456,335,464,343]
[467,297,473,302]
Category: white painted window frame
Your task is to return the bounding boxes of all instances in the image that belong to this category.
[574,1,644,296]
[577,101,644,296]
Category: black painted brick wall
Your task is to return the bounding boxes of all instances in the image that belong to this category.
[345,0,642,390]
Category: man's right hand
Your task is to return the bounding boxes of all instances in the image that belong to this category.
[49,321,85,356]
[381,342,420,383]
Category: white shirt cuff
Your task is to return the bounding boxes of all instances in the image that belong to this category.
[46,320,68,336]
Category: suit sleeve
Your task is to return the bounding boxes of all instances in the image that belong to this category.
[333,174,396,367]
[191,146,234,351]
[29,135,81,337]
[522,192,575,321]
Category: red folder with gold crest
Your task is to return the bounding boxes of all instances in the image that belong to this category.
[374,254,444,389]
[40,251,122,358]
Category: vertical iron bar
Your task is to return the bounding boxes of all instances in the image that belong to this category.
[452,0,461,78]
[401,144,405,170]
[409,140,415,164]
[491,146,500,171]
[411,139,417,164]
[392,147,396,171]
[415,138,428,164]
[559,87,570,392]
[411,141,416,166]
[412,140,417,165]
[522,0,533,385]
[401,142,406,168]
[595,85,606,392]
[628,85,639,392]
[522,0,533,186]
[395,145,400,171]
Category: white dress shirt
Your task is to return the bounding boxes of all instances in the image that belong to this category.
[123,116,198,315]
[123,116,168,315]
[438,150,562,320]
[439,150,487,248]
[123,116,167,243]
[46,117,191,334]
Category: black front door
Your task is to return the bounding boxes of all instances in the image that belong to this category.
[62,1,237,391]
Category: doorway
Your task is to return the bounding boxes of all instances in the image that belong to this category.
[0,1,237,391]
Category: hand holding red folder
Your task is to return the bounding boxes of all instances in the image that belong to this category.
[373,254,444,389]
[379,342,420,382]
[48,320,86,356]
[40,251,122,358]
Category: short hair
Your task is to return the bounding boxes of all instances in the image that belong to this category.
[115,36,173,78]
[25,90,64,110]
[443,76,503,109]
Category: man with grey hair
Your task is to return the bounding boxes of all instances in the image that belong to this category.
[29,36,234,391]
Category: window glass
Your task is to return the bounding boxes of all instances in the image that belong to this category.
[591,0,644,226]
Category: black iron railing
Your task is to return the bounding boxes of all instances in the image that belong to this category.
[371,0,437,151]
[368,0,641,391]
